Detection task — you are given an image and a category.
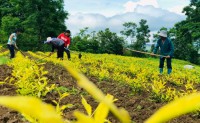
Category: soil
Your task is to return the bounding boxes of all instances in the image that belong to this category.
[0,60,200,123]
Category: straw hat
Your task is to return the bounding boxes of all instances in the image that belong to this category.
[158,30,167,37]
[47,37,52,41]
[44,37,52,44]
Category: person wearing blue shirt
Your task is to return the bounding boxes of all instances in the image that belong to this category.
[153,30,174,74]
[7,29,21,59]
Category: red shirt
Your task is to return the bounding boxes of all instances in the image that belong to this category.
[57,33,70,47]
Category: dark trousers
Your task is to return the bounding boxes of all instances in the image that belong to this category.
[159,57,172,69]
[57,44,64,59]
[64,48,71,59]
[7,44,15,59]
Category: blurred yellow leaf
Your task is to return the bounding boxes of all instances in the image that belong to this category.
[81,95,92,116]
[0,96,64,123]
[94,94,115,123]
[74,111,95,123]
[145,92,200,123]
[60,92,70,101]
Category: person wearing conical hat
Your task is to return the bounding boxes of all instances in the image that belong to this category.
[44,37,65,60]
[153,30,174,74]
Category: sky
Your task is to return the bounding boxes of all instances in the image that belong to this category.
[64,0,190,37]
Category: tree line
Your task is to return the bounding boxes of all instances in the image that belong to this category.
[0,0,199,64]
[0,0,68,51]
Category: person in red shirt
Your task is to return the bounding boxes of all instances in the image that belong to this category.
[57,30,71,60]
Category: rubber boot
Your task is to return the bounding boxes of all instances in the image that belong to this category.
[159,68,163,74]
[168,69,172,74]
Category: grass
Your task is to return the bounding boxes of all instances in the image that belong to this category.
[0,56,10,65]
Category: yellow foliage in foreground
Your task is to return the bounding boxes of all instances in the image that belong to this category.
[0,51,200,123]
[1,92,200,123]
[145,92,200,123]
[0,96,64,123]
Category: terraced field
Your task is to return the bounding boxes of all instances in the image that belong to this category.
[0,47,200,123]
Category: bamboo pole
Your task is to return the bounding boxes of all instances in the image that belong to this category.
[125,48,167,58]
[17,49,26,57]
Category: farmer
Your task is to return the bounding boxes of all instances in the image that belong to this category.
[7,29,21,59]
[152,30,174,74]
[57,30,71,60]
[44,37,65,60]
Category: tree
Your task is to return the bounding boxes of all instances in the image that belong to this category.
[120,22,137,44]
[0,16,20,43]
[72,28,125,55]
[0,0,68,51]
[78,27,89,38]
[171,0,200,64]
[131,19,150,57]
[71,27,90,52]
[97,28,125,55]
[87,31,100,53]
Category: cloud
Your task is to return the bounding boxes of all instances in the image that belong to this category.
[66,13,107,35]
[123,0,159,12]
[168,5,186,15]
[132,5,186,30]
[66,4,186,36]
[134,5,165,17]
[67,13,106,28]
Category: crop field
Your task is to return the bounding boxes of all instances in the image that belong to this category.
[0,46,200,123]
